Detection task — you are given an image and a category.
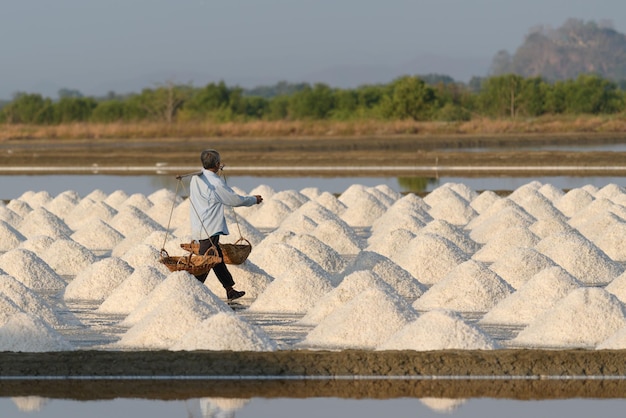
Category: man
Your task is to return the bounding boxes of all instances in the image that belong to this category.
[189,149,263,300]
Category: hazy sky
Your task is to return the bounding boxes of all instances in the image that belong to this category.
[1,0,625,99]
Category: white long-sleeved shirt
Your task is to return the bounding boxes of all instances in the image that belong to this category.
[188,169,257,240]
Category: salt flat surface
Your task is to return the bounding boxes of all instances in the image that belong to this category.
[3,181,626,352]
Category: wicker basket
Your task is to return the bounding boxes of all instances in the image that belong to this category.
[180,238,252,265]
[159,246,221,276]
[220,238,252,265]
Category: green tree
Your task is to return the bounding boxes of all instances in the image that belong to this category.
[54,97,98,123]
[289,83,335,119]
[380,76,436,121]
[1,93,55,124]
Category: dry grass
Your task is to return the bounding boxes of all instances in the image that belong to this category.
[1,115,626,141]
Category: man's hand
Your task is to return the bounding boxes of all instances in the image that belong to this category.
[255,195,263,204]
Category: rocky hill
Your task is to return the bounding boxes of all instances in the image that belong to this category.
[490,19,626,81]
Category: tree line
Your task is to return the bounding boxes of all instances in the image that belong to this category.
[0,73,624,125]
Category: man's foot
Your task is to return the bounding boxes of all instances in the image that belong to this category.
[227,289,245,301]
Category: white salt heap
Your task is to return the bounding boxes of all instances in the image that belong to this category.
[18,207,73,239]
[301,286,418,349]
[366,228,417,259]
[469,190,501,214]
[62,257,134,301]
[488,247,557,290]
[43,190,80,219]
[6,199,32,217]
[534,230,623,285]
[471,226,539,263]
[555,188,595,217]
[40,239,97,276]
[378,309,499,351]
[0,249,66,290]
[479,266,581,326]
[65,199,117,230]
[0,206,22,228]
[171,311,277,351]
[310,218,363,255]
[70,219,125,251]
[248,243,333,314]
[575,212,626,261]
[392,233,468,286]
[97,265,167,315]
[465,199,536,244]
[0,220,25,251]
[0,312,74,352]
[511,288,626,348]
[339,186,391,227]
[204,261,273,300]
[18,235,55,254]
[507,185,568,223]
[412,260,512,312]
[424,185,477,226]
[419,219,480,255]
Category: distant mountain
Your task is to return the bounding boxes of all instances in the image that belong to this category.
[491,19,626,81]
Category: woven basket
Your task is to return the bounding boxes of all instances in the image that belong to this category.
[159,246,221,276]
[220,238,252,265]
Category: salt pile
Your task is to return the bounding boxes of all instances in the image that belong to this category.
[18,207,73,239]
[6,199,32,217]
[204,261,273,300]
[465,199,536,244]
[507,185,568,223]
[286,234,346,274]
[18,235,55,254]
[511,288,626,348]
[97,265,167,315]
[171,311,277,351]
[18,191,52,209]
[108,205,164,238]
[391,233,468,286]
[339,185,391,227]
[40,239,97,276]
[419,219,480,255]
[65,199,117,230]
[0,220,25,251]
[534,230,623,285]
[248,243,333,314]
[555,188,595,217]
[469,190,500,214]
[0,249,66,290]
[43,190,80,219]
[365,228,417,259]
[299,270,400,326]
[575,212,626,261]
[423,185,477,226]
[378,309,499,351]
[471,226,539,263]
[62,257,133,301]
[412,260,512,312]
[0,206,22,228]
[488,247,557,290]
[115,272,231,349]
[479,266,581,326]
[310,218,363,254]
[0,312,74,352]
[70,219,125,251]
[301,286,417,349]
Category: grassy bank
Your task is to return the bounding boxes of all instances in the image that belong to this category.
[1,114,626,141]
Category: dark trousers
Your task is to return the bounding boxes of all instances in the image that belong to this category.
[194,235,235,288]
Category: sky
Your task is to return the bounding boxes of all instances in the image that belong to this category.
[1,0,625,100]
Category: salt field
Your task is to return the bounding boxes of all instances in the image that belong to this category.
[3,180,626,353]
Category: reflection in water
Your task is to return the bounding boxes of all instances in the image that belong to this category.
[11,396,48,412]
[398,176,439,193]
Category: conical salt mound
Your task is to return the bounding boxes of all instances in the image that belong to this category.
[311,218,363,254]
[70,219,125,251]
[0,220,26,252]
[445,182,479,202]
[204,261,273,300]
[103,190,129,209]
[282,200,341,229]
[538,183,565,203]
[300,187,322,200]
[466,201,536,244]
[62,257,133,301]
[0,249,66,290]
[0,312,74,352]
[271,189,309,210]
[40,239,97,276]
[301,287,418,349]
[339,190,390,227]
[109,206,164,238]
[0,206,22,228]
[18,235,55,254]
[575,212,626,262]
[341,251,425,300]
[528,217,573,239]
[148,188,183,207]
[534,230,623,285]
[6,199,32,218]
[0,274,71,328]
[568,198,626,230]
[555,188,594,218]
[596,183,626,201]
[488,247,557,290]
[65,199,117,230]
[425,186,477,226]
[299,270,399,326]
[511,288,626,348]
[18,207,73,239]
[366,228,417,259]
[18,191,52,209]
[419,219,480,255]
[472,227,539,263]
[43,191,80,219]
[287,234,346,274]
[247,243,334,314]
[378,309,499,351]
[479,266,581,326]
[83,189,108,202]
[596,326,626,349]
[314,191,347,215]
[97,265,168,315]
[115,290,224,349]
[604,270,626,304]
[118,193,154,212]
[391,233,468,286]
[469,190,501,214]
[412,260,512,312]
[120,271,230,327]
[246,199,294,229]
[370,211,427,238]
[171,311,278,351]
[119,243,161,269]
[508,187,568,223]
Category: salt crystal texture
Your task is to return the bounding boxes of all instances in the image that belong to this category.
[555,188,595,218]
[469,190,501,214]
[0,312,74,352]
[301,286,417,349]
[311,219,363,255]
[412,260,512,312]
[425,186,477,226]
[339,190,390,227]
[366,228,417,259]
[508,187,568,223]
[18,235,55,254]
[98,265,167,314]
[171,311,278,351]
[596,326,626,349]
[62,257,133,301]
[534,230,623,285]
[44,191,80,219]
[419,219,480,255]
[511,288,626,348]
[70,219,125,251]
[0,249,66,290]
[204,261,273,300]
[40,239,97,276]
[0,206,22,228]
[392,233,468,286]
[467,201,536,244]
[0,220,26,251]
[18,207,72,239]
[488,247,557,290]
[472,227,539,263]
[378,309,499,351]
[479,266,581,326]
[6,199,32,217]
[65,200,117,230]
